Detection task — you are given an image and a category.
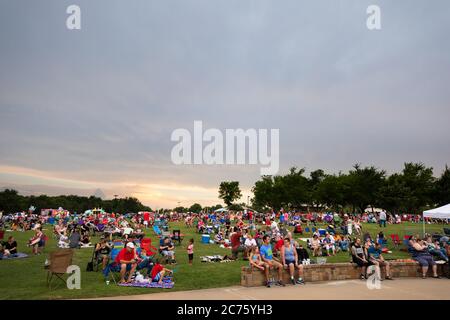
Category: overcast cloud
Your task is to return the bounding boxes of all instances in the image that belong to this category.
[1,0,449,208]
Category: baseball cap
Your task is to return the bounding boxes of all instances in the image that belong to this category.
[126,242,135,249]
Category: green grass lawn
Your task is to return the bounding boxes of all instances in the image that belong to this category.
[0,221,445,299]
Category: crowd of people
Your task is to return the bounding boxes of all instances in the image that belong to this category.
[1,207,449,285]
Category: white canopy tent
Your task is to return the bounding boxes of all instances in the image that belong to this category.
[422,204,450,235]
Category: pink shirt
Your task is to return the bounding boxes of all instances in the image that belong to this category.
[187,244,194,254]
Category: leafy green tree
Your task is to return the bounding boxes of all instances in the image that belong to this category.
[344,164,386,213]
[189,203,202,213]
[401,162,435,213]
[433,165,450,206]
[218,181,242,207]
[314,174,346,211]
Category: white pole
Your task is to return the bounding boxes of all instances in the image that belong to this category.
[422,213,425,238]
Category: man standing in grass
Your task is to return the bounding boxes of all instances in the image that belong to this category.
[260,235,285,288]
[379,210,387,228]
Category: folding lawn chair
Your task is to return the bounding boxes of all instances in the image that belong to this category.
[47,249,74,289]
[153,225,162,237]
[161,230,170,238]
[103,248,121,284]
[140,238,157,256]
[172,230,183,246]
[390,234,400,247]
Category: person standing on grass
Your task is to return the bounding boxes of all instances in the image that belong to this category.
[187,238,194,265]
[379,210,387,228]
[260,235,285,288]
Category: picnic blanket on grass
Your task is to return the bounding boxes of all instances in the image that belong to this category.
[200,255,234,263]
[0,252,29,260]
[118,276,174,289]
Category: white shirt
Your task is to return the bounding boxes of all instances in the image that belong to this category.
[244,238,257,247]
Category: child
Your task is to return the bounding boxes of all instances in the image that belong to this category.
[187,238,194,265]
[248,247,266,271]
[151,259,173,284]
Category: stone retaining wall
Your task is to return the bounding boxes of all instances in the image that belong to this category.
[241,261,448,287]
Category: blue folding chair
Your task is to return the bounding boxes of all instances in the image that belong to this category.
[305,227,310,233]
[103,248,121,283]
[153,225,162,237]
[312,227,317,233]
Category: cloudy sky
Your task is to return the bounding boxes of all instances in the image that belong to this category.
[1,0,449,208]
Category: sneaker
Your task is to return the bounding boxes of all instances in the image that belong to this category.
[360,274,365,280]
[296,278,305,285]
[291,278,296,285]
[276,280,286,287]
[266,281,271,288]
[385,276,394,280]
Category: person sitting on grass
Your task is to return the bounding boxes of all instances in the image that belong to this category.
[322,233,336,256]
[408,236,440,279]
[150,258,173,284]
[280,237,305,285]
[368,242,393,280]
[340,235,350,252]
[311,234,322,257]
[28,227,44,255]
[80,233,91,248]
[351,238,369,280]
[115,242,138,284]
[260,235,285,288]
[58,231,69,248]
[214,231,225,245]
[2,236,18,258]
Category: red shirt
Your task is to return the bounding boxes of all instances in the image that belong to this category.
[151,263,163,279]
[230,232,242,249]
[274,239,284,252]
[115,248,135,263]
[144,212,150,221]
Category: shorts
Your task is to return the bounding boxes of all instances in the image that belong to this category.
[153,273,161,282]
[414,255,436,267]
[353,257,368,267]
[284,259,296,265]
[188,254,194,261]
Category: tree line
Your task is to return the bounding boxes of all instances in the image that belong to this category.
[250,163,450,214]
[0,190,152,214]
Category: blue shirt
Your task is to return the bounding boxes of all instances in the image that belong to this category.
[368,246,381,259]
[260,244,273,261]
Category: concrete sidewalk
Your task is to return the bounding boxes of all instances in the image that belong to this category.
[94,278,450,300]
